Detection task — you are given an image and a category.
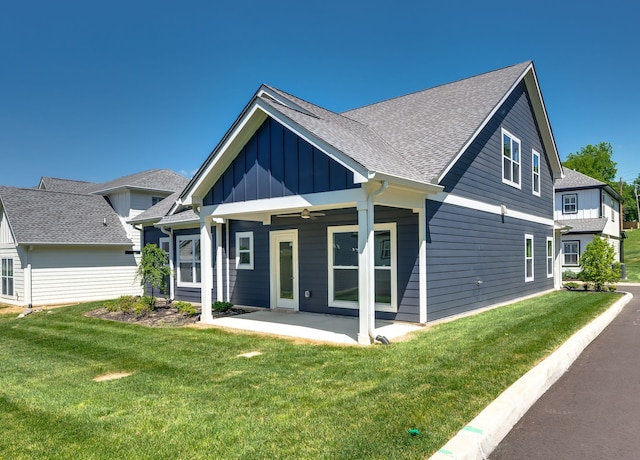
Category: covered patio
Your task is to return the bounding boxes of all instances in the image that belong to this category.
[202,309,424,345]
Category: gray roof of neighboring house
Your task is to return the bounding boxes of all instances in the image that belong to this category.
[556,168,605,190]
[259,61,532,184]
[557,217,609,234]
[0,186,131,245]
[129,191,182,224]
[156,208,199,226]
[86,169,188,195]
[38,177,97,194]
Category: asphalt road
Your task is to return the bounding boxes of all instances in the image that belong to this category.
[490,285,640,459]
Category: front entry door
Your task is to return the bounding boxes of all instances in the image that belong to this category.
[270,230,299,310]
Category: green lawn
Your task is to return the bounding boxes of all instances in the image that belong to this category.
[0,292,621,459]
[623,228,640,282]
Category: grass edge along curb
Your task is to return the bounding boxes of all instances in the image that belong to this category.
[430,291,632,460]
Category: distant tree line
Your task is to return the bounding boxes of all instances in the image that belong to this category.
[563,142,639,222]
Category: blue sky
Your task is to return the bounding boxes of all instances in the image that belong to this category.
[1,0,638,188]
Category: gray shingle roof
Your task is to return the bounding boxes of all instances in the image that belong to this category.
[557,217,609,234]
[157,208,198,225]
[86,169,188,195]
[129,191,182,224]
[555,168,605,190]
[38,177,97,194]
[0,186,131,245]
[260,61,532,184]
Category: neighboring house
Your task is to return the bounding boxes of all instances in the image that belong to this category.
[132,61,563,344]
[0,169,187,307]
[554,168,621,273]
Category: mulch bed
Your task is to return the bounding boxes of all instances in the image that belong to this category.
[86,304,248,328]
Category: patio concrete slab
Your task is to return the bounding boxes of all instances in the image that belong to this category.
[207,310,423,345]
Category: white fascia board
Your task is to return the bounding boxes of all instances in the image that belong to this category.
[19,242,134,247]
[203,188,366,220]
[255,99,369,184]
[257,87,315,117]
[368,172,442,194]
[431,191,555,227]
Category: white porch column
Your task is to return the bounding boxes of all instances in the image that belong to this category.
[417,203,428,324]
[357,201,372,345]
[216,223,224,302]
[200,216,214,323]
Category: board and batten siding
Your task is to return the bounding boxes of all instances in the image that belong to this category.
[440,81,554,220]
[29,247,140,306]
[425,199,554,321]
[203,117,360,207]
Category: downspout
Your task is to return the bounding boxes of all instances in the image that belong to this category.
[368,180,389,344]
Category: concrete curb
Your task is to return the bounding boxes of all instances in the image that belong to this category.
[429,292,633,460]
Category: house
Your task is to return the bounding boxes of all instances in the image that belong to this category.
[133,61,563,344]
[554,168,621,274]
[0,169,187,307]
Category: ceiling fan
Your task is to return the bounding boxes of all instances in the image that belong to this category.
[275,208,326,220]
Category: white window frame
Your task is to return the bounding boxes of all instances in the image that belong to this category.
[563,240,580,266]
[502,128,521,189]
[2,257,14,297]
[563,194,577,214]
[327,223,397,312]
[532,150,541,197]
[235,231,254,270]
[525,234,534,282]
[176,235,201,287]
[546,237,554,278]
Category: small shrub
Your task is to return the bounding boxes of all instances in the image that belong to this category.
[563,282,580,291]
[141,295,156,309]
[213,301,234,312]
[105,295,137,314]
[562,270,579,280]
[607,285,617,292]
[174,300,197,316]
[582,282,590,291]
[133,300,152,317]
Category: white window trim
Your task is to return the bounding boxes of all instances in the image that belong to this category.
[502,128,522,189]
[546,236,554,278]
[176,235,201,287]
[235,231,254,270]
[327,223,397,312]
[525,234,534,282]
[563,194,577,214]
[1,257,13,297]
[532,150,541,197]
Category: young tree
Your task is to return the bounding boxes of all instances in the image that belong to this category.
[578,236,620,291]
[136,243,171,302]
[563,142,617,183]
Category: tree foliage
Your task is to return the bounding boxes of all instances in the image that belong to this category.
[136,244,171,301]
[563,142,617,183]
[578,236,620,291]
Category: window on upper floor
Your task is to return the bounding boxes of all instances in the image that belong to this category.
[532,150,541,196]
[563,241,580,266]
[562,194,577,214]
[176,235,201,287]
[1,258,13,297]
[502,129,521,188]
[525,234,534,282]
[152,196,164,206]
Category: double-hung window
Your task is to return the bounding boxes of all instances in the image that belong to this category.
[502,129,521,188]
[525,234,534,282]
[327,223,397,312]
[563,241,579,266]
[1,258,13,297]
[176,235,201,286]
[236,232,254,270]
[532,150,541,196]
[563,194,577,214]
[546,237,554,278]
